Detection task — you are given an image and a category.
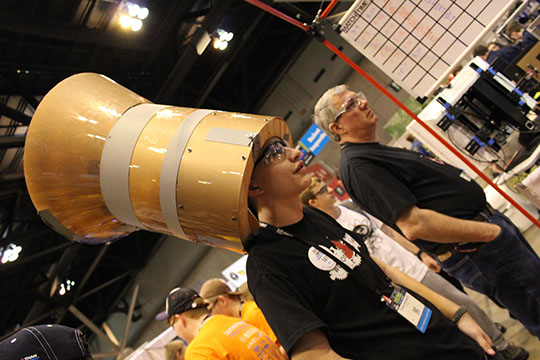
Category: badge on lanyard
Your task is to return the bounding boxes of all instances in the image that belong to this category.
[382,285,432,333]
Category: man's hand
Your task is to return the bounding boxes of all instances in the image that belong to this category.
[456,312,496,356]
[478,224,501,243]
[420,252,441,273]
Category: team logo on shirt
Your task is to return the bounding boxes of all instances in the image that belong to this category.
[308,233,362,281]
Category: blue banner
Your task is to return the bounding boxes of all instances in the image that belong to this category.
[298,122,330,156]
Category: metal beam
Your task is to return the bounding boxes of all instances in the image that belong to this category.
[102,322,120,347]
[51,243,111,324]
[69,305,121,351]
[22,244,82,325]
[0,135,25,149]
[76,271,134,302]
[73,243,110,302]
[0,103,32,125]
[119,283,139,351]
[0,10,152,52]
[0,73,40,110]
[0,173,24,183]
[0,308,59,341]
[89,350,120,359]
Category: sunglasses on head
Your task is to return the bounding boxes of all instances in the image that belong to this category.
[335,92,366,123]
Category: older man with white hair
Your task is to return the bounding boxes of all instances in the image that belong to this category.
[312,85,540,345]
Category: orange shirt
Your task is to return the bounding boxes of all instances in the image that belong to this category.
[240,301,279,344]
[185,315,286,360]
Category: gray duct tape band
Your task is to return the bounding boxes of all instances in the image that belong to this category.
[205,127,257,146]
[100,103,170,227]
[160,109,214,239]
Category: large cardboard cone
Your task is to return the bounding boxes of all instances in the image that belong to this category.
[24,73,290,252]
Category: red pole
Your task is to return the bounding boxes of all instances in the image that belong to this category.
[322,39,540,229]
[240,0,540,229]
[242,0,310,31]
[320,0,340,20]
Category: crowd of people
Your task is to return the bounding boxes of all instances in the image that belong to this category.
[473,21,538,69]
[2,23,539,360]
[3,83,538,360]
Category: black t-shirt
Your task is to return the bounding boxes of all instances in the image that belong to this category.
[339,142,486,251]
[245,207,484,359]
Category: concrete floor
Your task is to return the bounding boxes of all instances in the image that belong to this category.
[465,221,540,358]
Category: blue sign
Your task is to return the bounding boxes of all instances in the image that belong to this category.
[298,122,330,156]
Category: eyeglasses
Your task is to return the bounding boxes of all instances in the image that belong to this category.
[311,184,328,199]
[254,139,289,167]
[335,92,367,123]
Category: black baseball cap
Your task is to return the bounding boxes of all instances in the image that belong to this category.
[0,324,92,360]
[155,287,205,321]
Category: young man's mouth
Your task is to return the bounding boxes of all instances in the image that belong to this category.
[293,161,305,174]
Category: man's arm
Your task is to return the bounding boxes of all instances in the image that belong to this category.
[374,259,495,356]
[380,223,441,272]
[290,329,349,360]
[395,205,500,243]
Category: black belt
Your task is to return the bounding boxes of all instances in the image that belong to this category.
[471,204,494,222]
[431,204,494,260]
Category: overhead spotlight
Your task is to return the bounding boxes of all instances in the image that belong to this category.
[120,15,132,28]
[59,279,76,296]
[213,29,233,51]
[131,19,143,31]
[217,29,234,42]
[138,7,149,20]
[120,2,149,32]
[1,243,22,264]
[127,3,140,17]
[213,39,228,50]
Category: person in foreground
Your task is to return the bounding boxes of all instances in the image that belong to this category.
[301,176,527,360]
[313,85,540,340]
[245,138,499,359]
[200,278,283,344]
[156,287,286,360]
[0,324,93,360]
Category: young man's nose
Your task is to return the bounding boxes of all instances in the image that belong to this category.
[286,147,302,161]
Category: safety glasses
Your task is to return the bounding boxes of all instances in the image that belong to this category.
[335,92,367,123]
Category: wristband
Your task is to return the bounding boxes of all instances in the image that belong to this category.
[416,250,424,260]
[451,306,468,323]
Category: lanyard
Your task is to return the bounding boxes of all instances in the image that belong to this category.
[258,220,393,297]
[198,314,213,332]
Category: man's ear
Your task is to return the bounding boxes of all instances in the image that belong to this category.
[308,198,317,207]
[329,122,345,136]
[248,183,264,196]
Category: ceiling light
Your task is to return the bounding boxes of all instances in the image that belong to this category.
[1,244,22,264]
[131,19,143,31]
[58,279,76,296]
[217,29,234,42]
[137,7,149,20]
[127,3,140,17]
[120,15,132,28]
[213,39,228,50]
